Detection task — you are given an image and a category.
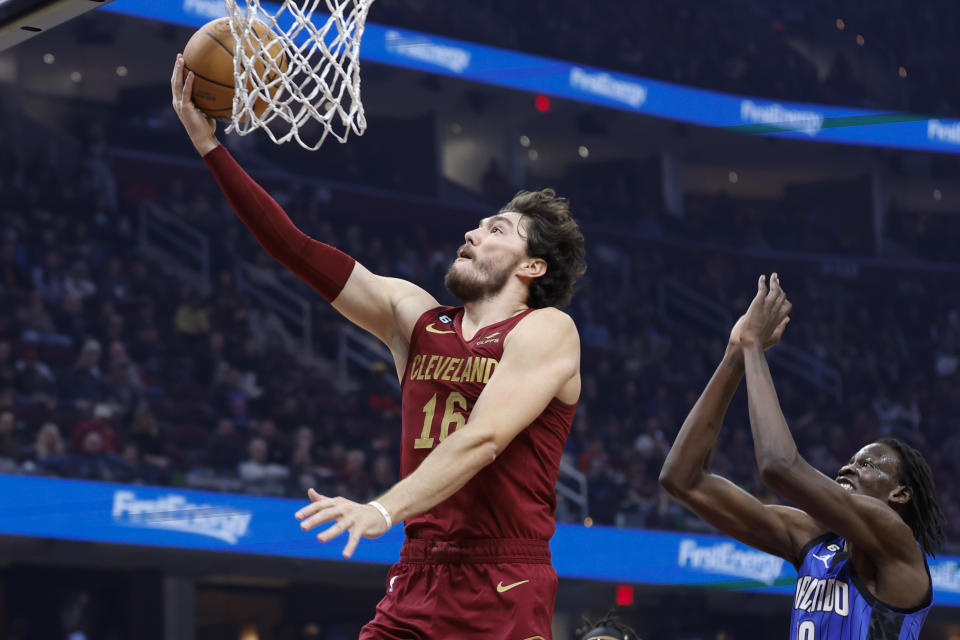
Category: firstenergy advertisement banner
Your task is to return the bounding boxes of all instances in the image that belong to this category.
[103,0,960,154]
[1,474,958,606]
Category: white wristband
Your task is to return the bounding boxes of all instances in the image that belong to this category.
[368,500,393,529]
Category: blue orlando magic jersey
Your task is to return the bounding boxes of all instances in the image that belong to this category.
[790,533,932,640]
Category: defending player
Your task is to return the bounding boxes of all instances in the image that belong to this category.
[660,273,945,639]
[171,55,586,639]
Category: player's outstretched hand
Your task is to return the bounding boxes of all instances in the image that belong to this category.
[170,53,219,156]
[737,273,791,350]
[295,488,391,558]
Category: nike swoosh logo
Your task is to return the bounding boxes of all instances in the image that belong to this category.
[496,579,529,593]
[425,323,456,335]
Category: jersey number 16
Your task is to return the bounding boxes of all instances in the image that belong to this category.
[414,392,468,450]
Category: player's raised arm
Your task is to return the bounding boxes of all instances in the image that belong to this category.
[739,275,922,569]
[170,54,438,351]
[660,310,819,564]
[296,308,580,557]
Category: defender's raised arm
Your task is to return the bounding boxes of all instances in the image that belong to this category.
[660,301,817,563]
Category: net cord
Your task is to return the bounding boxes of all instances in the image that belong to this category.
[222,0,373,150]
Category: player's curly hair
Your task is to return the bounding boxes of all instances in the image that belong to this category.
[575,610,641,640]
[500,189,586,309]
[878,437,946,557]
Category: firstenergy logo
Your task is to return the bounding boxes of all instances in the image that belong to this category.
[740,100,824,136]
[928,120,960,145]
[569,67,648,109]
[384,30,471,74]
[678,538,784,585]
[183,0,225,20]
[112,490,252,545]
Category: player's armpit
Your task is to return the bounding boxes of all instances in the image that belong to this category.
[464,308,580,453]
[672,472,821,564]
[331,263,439,350]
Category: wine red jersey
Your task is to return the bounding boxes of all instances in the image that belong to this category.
[400,306,577,542]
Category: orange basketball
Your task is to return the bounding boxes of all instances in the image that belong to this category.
[182,17,287,122]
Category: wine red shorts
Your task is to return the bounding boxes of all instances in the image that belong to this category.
[359,539,557,640]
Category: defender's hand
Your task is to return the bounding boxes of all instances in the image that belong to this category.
[295,488,390,558]
[730,311,788,352]
[739,273,791,350]
[170,53,219,156]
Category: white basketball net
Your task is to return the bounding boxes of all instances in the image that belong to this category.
[223,0,374,150]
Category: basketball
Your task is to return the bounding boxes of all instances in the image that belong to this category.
[182,17,286,122]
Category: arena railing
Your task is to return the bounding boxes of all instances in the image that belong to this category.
[235,261,313,357]
[338,325,397,393]
[557,456,589,523]
[138,201,211,295]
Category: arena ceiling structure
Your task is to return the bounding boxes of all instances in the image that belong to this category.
[0,0,115,51]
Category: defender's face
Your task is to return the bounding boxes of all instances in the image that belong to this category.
[835,442,903,501]
[445,212,528,302]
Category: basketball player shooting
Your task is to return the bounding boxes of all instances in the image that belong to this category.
[660,273,945,639]
[171,55,586,639]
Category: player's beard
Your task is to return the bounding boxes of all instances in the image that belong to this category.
[444,255,517,303]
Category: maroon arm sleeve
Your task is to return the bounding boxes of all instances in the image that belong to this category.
[203,144,356,302]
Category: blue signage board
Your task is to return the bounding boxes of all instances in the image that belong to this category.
[2,474,958,607]
[100,0,960,154]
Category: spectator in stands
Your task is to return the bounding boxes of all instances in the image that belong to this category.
[130,299,163,363]
[173,284,210,343]
[128,405,171,481]
[60,430,123,482]
[0,341,15,390]
[63,261,96,302]
[213,367,250,427]
[338,448,371,502]
[63,339,106,411]
[99,257,130,303]
[289,425,328,495]
[205,418,244,474]
[114,441,154,484]
[15,347,57,407]
[56,294,88,347]
[370,454,397,497]
[194,330,228,386]
[238,436,290,496]
[17,291,59,342]
[0,239,29,294]
[0,411,22,468]
[255,418,289,466]
[103,340,142,419]
[70,407,117,455]
[22,421,67,477]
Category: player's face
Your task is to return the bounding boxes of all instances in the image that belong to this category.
[444,212,528,302]
[835,442,904,501]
